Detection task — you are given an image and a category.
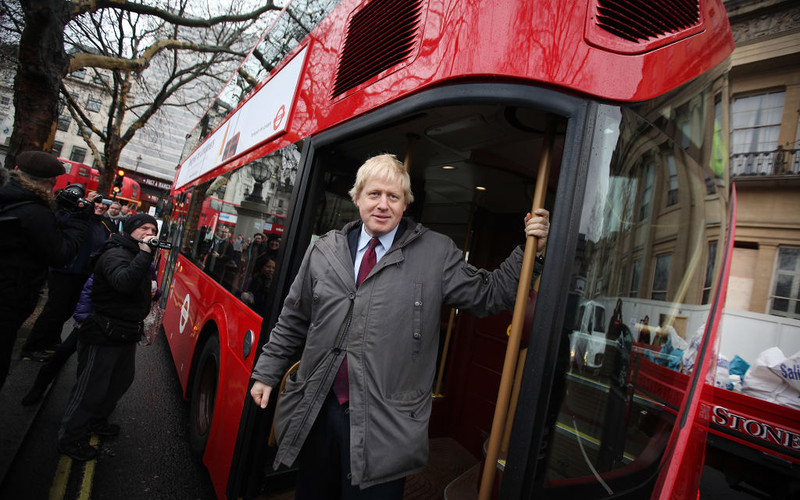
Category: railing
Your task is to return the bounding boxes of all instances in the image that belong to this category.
[730,147,800,177]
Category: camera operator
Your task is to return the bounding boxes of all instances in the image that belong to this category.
[58,213,159,461]
[0,151,90,389]
[21,190,114,361]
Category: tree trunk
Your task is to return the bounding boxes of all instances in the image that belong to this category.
[5,0,70,169]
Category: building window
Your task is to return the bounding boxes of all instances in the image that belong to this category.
[51,141,64,157]
[0,95,10,106]
[770,247,800,319]
[92,73,110,85]
[57,114,71,132]
[651,253,671,301]
[702,241,718,304]
[69,146,87,163]
[86,97,101,113]
[71,68,86,80]
[629,259,641,298]
[639,162,654,221]
[666,155,679,206]
[731,91,785,156]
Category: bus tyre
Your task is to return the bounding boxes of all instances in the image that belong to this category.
[189,336,220,458]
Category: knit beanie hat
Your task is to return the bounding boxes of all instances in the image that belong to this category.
[123,213,158,235]
[16,151,66,178]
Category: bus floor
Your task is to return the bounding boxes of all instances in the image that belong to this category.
[259,437,480,499]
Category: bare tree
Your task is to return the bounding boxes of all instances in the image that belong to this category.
[3,0,280,191]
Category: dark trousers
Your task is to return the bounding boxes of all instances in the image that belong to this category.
[59,340,136,444]
[23,272,88,352]
[0,299,38,389]
[295,391,405,500]
[31,328,79,391]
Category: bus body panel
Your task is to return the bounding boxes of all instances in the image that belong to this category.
[161,0,737,498]
[174,0,733,195]
[161,252,263,499]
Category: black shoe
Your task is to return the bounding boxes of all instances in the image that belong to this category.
[58,439,97,462]
[90,422,120,437]
[21,385,46,406]
[20,350,54,363]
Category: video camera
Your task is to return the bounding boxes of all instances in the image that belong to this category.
[55,183,92,212]
[142,239,173,250]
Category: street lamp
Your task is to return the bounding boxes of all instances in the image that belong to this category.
[247,159,270,202]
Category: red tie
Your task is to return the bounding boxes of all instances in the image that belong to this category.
[332,238,380,405]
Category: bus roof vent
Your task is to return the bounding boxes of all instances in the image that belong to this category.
[331,0,423,99]
[593,0,701,47]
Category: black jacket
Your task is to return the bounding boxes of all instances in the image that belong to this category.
[0,177,88,310]
[91,234,154,326]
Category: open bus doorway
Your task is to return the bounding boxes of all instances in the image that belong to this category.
[266,101,567,497]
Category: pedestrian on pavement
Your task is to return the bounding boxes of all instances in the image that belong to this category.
[249,154,550,499]
[0,151,89,389]
[103,201,123,233]
[57,213,159,461]
[21,274,95,406]
[21,193,113,360]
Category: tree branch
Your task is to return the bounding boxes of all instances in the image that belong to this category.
[68,40,246,73]
[70,0,279,28]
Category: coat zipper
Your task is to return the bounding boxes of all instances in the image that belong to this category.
[289,295,355,447]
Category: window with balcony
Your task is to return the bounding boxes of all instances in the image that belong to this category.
[69,146,87,163]
[730,90,786,175]
[770,247,800,319]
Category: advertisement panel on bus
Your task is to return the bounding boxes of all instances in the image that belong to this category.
[155,1,740,499]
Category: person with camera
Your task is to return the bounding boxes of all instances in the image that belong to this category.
[21,191,114,361]
[58,213,159,461]
[0,151,90,390]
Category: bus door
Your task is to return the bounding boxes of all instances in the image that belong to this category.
[230,79,730,499]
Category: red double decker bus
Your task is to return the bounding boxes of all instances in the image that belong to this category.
[154,1,775,499]
[54,158,142,212]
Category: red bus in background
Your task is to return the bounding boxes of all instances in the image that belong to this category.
[262,213,284,236]
[54,158,142,212]
[199,196,239,232]
[151,1,783,500]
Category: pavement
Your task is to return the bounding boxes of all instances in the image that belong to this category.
[0,288,53,486]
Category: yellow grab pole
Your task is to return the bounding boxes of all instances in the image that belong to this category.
[478,121,554,500]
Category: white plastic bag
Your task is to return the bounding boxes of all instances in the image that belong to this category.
[741,347,800,410]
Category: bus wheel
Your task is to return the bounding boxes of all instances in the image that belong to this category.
[189,336,219,457]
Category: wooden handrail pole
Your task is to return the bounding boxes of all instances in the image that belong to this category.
[478,121,554,500]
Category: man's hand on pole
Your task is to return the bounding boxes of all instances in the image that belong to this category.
[524,208,550,252]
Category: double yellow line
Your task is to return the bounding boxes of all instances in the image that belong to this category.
[49,435,99,500]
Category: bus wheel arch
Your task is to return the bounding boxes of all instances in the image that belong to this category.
[189,331,220,458]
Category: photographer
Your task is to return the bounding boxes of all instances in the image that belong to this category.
[58,213,159,461]
[21,191,114,361]
[0,151,89,389]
